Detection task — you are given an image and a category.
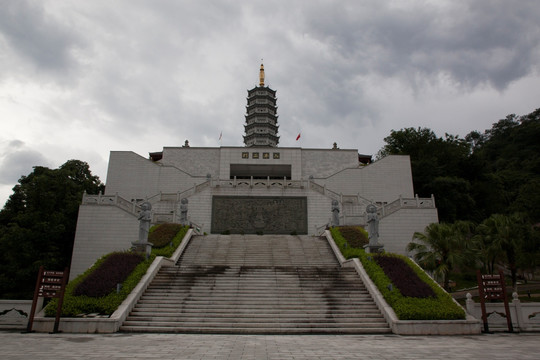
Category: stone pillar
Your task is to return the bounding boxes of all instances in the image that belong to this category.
[512,292,526,331]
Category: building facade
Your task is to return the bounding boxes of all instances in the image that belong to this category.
[69,66,438,279]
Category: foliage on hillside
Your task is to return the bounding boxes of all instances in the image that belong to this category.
[378,108,540,224]
[0,160,104,299]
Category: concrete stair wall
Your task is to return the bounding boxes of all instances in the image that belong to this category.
[121,235,391,334]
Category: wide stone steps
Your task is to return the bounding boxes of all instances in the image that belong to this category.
[121,235,391,334]
[177,235,339,267]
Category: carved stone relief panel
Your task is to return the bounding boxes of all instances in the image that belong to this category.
[211,196,307,234]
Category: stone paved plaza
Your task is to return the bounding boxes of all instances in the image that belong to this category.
[1,331,539,359]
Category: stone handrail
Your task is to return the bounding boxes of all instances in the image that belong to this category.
[380,195,436,218]
[466,292,540,332]
[215,177,306,189]
[82,192,141,216]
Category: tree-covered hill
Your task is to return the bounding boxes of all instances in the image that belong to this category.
[378,108,540,224]
[0,160,104,299]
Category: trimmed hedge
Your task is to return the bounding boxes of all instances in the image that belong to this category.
[74,252,144,297]
[374,255,436,298]
[44,224,190,317]
[152,225,189,257]
[148,223,184,248]
[335,226,369,248]
[45,253,155,317]
[330,227,465,320]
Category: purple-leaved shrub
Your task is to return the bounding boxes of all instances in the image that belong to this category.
[375,255,436,298]
[74,252,144,297]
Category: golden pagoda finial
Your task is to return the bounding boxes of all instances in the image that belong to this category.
[259,62,265,87]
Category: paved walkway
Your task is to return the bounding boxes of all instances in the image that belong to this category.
[1,331,539,359]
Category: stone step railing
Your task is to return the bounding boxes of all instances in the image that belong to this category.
[379,195,436,218]
[466,293,540,332]
[82,192,141,217]
[214,177,306,189]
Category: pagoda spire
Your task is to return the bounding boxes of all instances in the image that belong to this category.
[259,63,265,87]
[243,64,279,147]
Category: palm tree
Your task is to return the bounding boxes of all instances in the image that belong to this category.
[475,213,526,291]
[407,222,472,291]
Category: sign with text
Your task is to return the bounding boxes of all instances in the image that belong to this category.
[476,270,513,333]
[26,266,69,333]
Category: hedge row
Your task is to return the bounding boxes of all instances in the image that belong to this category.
[45,252,154,317]
[330,227,465,320]
[45,224,189,317]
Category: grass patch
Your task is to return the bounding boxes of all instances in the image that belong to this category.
[330,227,466,320]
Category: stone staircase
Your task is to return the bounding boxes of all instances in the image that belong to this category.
[120,235,391,334]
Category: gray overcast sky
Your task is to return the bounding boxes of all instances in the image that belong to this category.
[1,0,539,206]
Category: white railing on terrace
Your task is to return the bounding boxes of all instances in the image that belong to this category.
[379,194,436,218]
[83,183,436,227]
[82,192,141,216]
[215,177,306,189]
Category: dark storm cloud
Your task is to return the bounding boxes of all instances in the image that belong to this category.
[0,0,82,76]
[0,143,51,184]
[301,1,540,90]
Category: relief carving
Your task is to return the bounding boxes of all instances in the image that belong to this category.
[212,196,307,234]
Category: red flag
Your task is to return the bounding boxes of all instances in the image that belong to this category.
[296,133,301,141]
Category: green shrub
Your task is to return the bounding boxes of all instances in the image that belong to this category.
[45,253,155,317]
[74,252,144,297]
[44,225,189,317]
[152,225,189,257]
[335,226,368,248]
[330,227,466,320]
[148,223,184,248]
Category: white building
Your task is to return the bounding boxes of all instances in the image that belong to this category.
[69,65,438,279]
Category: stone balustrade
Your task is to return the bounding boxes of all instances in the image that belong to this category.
[466,292,540,332]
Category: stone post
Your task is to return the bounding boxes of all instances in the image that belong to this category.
[466,293,476,316]
[512,292,526,331]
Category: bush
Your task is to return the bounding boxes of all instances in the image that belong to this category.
[374,255,436,298]
[45,253,155,317]
[330,227,466,320]
[74,252,144,297]
[336,226,368,248]
[44,224,190,317]
[148,223,184,248]
[152,225,189,257]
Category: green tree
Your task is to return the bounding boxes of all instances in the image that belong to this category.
[469,109,540,222]
[407,221,474,291]
[475,213,529,291]
[378,127,473,222]
[0,160,104,299]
